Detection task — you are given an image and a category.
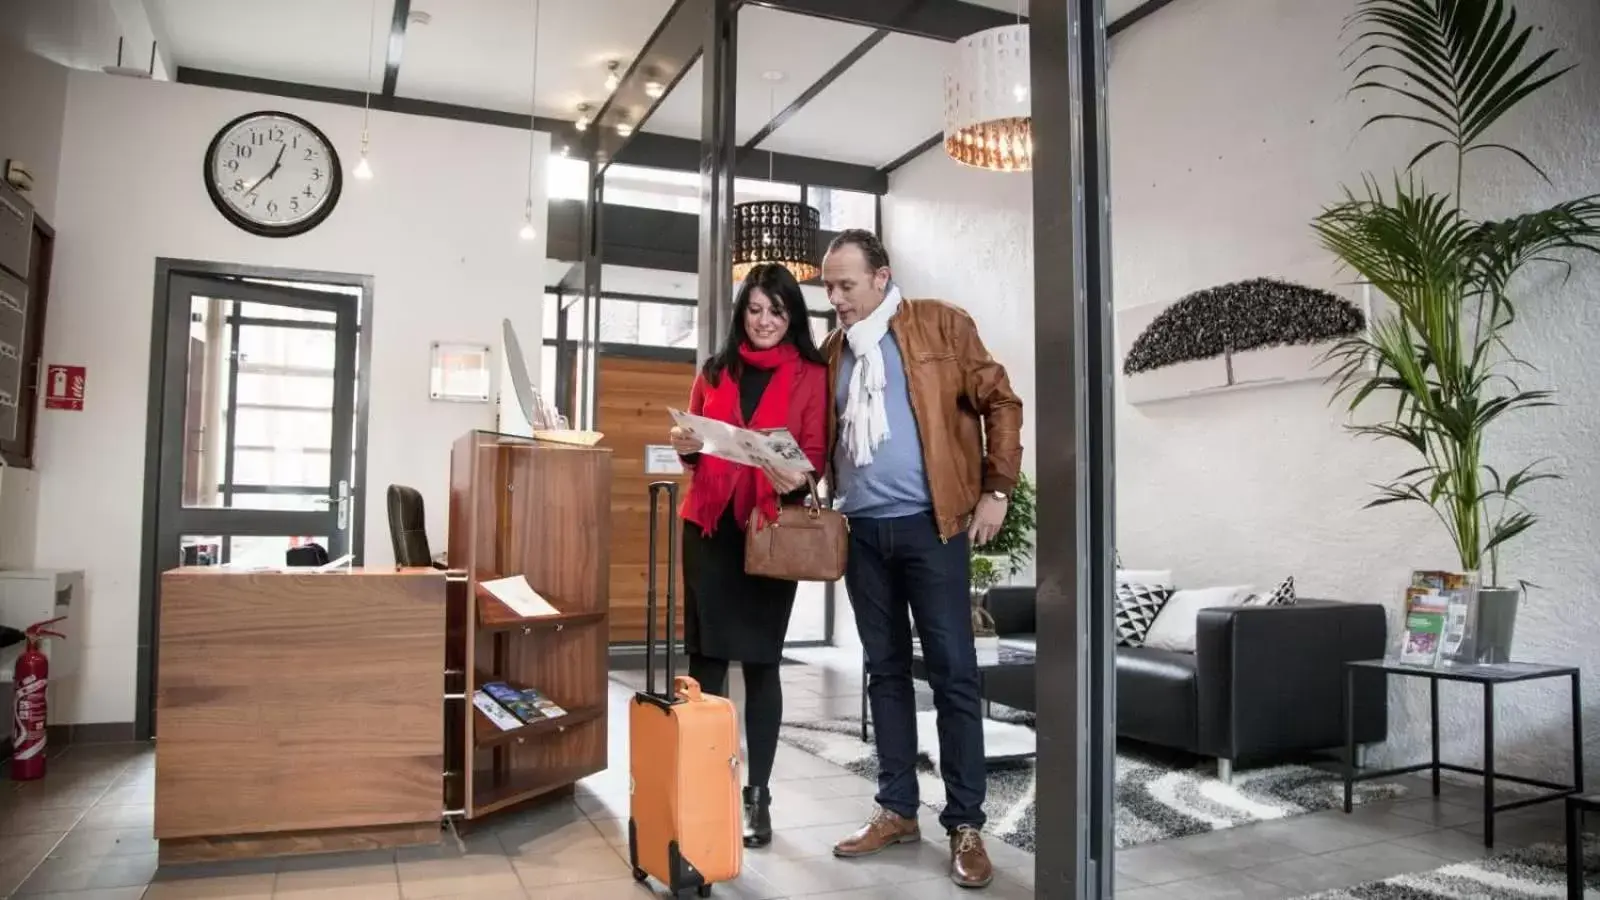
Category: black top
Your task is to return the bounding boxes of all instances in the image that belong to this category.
[1347,659,1578,683]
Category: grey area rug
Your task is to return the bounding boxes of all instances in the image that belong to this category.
[1300,836,1600,898]
[778,713,1409,854]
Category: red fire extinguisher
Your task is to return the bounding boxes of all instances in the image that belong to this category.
[11,616,66,781]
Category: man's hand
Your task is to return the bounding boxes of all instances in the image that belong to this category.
[669,425,703,456]
[969,494,1008,546]
[763,465,807,495]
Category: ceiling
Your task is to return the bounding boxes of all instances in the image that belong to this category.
[8,0,1164,175]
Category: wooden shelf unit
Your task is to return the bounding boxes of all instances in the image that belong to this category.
[446,430,613,822]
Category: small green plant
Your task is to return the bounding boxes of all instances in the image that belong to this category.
[976,470,1037,579]
[970,555,1002,593]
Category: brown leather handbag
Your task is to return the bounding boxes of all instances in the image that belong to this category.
[744,476,849,582]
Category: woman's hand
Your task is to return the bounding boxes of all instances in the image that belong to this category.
[763,465,807,495]
[669,425,704,456]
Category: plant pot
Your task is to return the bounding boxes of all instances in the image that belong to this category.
[1472,586,1520,664]
[974,633,1000,667]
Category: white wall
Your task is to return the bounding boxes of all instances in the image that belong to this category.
[36,71,548,724]
[0,38,69,219]
[884,0,1600,782]
[0,40,69,572]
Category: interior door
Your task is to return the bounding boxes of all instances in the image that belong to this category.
[593,348,697,644]
[155,275,360,570]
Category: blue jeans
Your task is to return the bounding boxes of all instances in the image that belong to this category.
[846,513,986,832]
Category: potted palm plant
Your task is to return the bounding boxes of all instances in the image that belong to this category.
[1317,0,1600,662]
[970,472,1037,663]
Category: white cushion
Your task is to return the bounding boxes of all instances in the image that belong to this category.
[1141,585,1255,653]
[1117,569,1173,587]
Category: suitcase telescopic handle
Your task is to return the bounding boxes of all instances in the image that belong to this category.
[646,481,680,699]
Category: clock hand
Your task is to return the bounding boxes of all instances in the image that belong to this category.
[243,145,288,197]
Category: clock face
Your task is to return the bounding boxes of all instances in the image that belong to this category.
[204,111,343,237]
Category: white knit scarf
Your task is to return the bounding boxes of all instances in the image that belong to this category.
[840,284,904,467]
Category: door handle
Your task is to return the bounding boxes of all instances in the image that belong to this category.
[315,481,351,531]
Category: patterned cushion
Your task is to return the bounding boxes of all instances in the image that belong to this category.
[1114,582,1173,647]
[1247,575,1297,607]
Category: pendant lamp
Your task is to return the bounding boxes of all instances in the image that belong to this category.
[731,200,820,283]
[944,23,1032,172]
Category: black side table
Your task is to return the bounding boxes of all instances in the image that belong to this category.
[1342,659,1583,848]
[1566,793,1596,899]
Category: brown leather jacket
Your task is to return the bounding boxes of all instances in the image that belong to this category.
[824,298,1024,541]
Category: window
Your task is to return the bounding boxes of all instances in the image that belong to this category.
[600,164,700,214]
[547,155,589,201]
[599,299,696,349]
[735,178,803,204]
[812,187,877,232]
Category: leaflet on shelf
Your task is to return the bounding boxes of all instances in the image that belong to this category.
[472,690,524,731]
[481,575,561,618]
[481,682,541,723]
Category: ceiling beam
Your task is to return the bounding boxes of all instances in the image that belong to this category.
[172,66,884,193]
[381,0,412,96]
[739,29,888,156]
[589,0,708,167]
[737,0,1016,43]
[876,0,1188,176]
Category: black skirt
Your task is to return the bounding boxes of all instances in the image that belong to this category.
[681,509,798,665]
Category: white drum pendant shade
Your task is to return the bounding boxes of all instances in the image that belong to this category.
[943,23,1032,172]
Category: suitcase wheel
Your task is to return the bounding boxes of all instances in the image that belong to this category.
[697,886,713,897]
[632,867,648,884]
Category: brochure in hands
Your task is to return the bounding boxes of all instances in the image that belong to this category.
[668,408,812,472]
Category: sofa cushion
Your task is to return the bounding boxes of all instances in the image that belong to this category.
[1142,585,1254,653]
[1114,582,1173,647]
[1116,647,1199,751]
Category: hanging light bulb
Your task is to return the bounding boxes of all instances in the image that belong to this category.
[518,196,538,241]
[615,120,633,137]
[354,130,374,180]
[644,80,665,99]
[604,60,622,92]
[574,103,591,132]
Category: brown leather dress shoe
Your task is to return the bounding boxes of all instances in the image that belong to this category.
[832,807,921,858]
[949,825,994,888]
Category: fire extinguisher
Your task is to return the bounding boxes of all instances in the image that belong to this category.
[11,616,66,781]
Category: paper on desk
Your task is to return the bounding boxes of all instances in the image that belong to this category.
[668,408,813,473]
[481,575,561,618]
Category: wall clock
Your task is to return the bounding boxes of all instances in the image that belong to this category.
[203,111,343,238]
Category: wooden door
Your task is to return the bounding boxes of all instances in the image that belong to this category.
[595,352,697,644]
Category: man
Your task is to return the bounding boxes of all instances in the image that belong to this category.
[820,229,1023,889]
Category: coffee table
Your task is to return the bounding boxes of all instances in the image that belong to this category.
[858,641,1038,765]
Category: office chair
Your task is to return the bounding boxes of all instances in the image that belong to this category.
[387,484,446,568]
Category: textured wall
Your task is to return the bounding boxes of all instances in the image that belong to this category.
[884,0,1600,782]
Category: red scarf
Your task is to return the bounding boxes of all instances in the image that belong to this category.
[685,342,799,534]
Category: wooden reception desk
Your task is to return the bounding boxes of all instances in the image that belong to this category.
[153,567,449,863]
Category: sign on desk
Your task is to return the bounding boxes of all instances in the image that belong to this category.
[644,445,685,475]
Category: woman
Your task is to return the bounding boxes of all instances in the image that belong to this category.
[668,263,827,848]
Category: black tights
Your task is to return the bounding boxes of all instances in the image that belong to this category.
[688,654,782,789]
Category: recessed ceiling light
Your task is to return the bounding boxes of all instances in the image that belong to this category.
[615,121,633,137]
[408,10,432,26]
[574,103,591,131]
[644,81,665,99]
[604,60,623,92]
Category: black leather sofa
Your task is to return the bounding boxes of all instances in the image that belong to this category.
[981,586,1389,780]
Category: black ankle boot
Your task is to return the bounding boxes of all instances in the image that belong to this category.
[743,785,772,848]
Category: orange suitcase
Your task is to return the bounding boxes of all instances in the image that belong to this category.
[629,481,743,897]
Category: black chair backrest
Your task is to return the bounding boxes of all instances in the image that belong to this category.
[387,484,433,567]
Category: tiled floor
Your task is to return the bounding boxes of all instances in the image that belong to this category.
[0,648,1575,898]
